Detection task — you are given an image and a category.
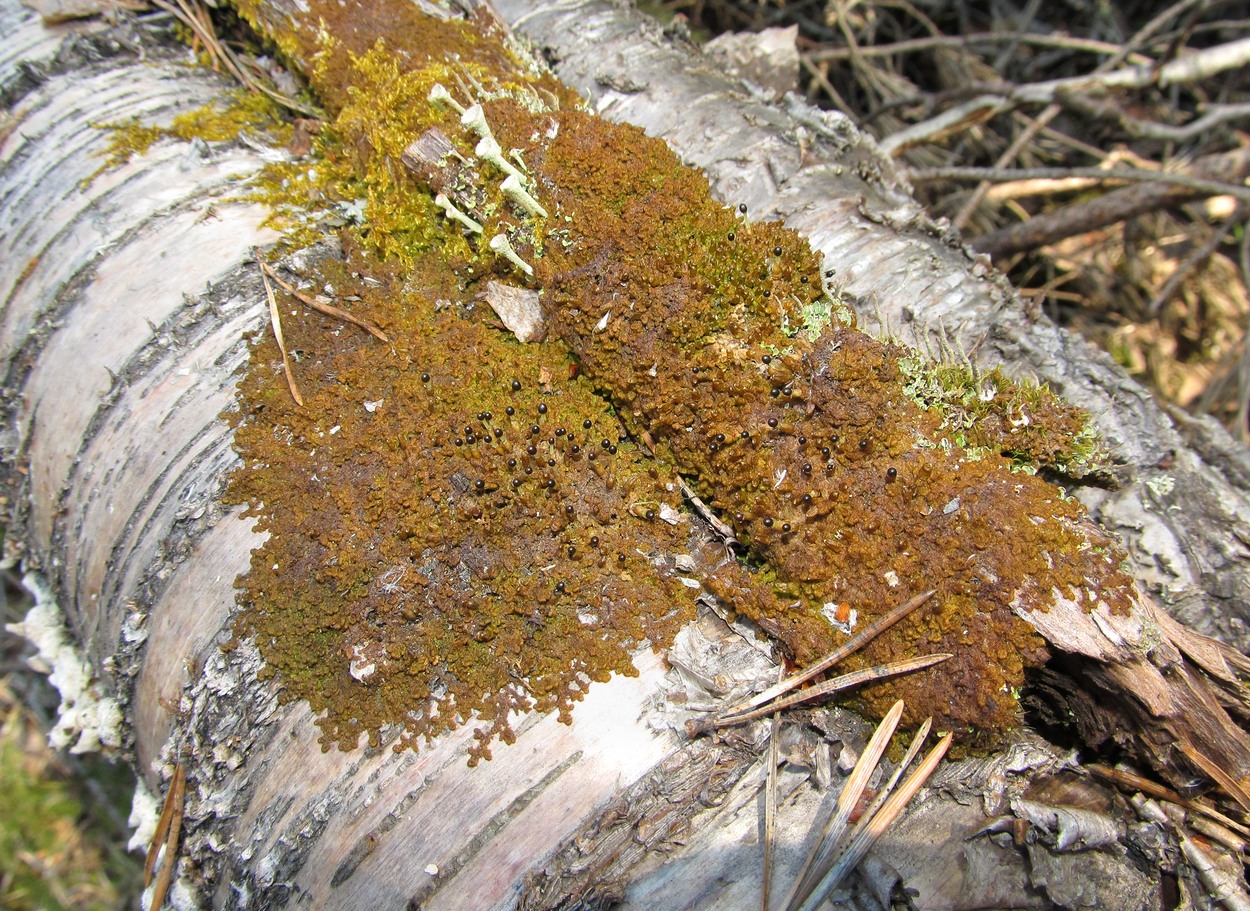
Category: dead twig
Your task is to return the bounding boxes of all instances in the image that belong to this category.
[931,148,1250,257]
[1149,204,1249,316]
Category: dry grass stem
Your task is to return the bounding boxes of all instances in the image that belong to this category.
[258,260,390,342]
[149,0,319,117]
[782,700,904,911]
[716,590,937,723]
[716,654,951,728]
[145,762,186,911]
[256,251,304,407]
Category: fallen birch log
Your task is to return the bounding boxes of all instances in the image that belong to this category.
[2,1,1249,909]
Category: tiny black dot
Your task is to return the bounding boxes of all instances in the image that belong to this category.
[802,494,812,505]
[762,355,772,364]
[798,436,807,445]
[483,412,492,421]
[783,385,793,396]
[822,447,831,458]
[734,512,745,523]
[738,203,747,213]
[545,479,555,488]
[770,388,780,397]
[715,433,725,443]
[709,443,719,453]
[583,419,592,429]
[476,413,484,421]
[556,428,565,436]
[645,509,655,520]
[538,403,548,415]
[618,553,627,563]
[608,445,617,455]
[565,504,574,515]
[512,380,522,391]
[887,467,898,480]
[508,458,517,468]
[800,276,809,284]
[527,445,537,456]
[465,435,475,444]
[506,406,515,416]
[465,425,474,435]
[474,479,485,490]
[802,463,812,474]
[588,452,596,461]
[512,478,521,488]
[547,437,555,446]
[590,536,599,546]
[525,466,533,475]
[826,269,835,278]
[763,517,774,527]
[548,459,556,467]
[859,439,869,451]
[768,418,778,428]
[421,373,430,382]
[763,289,771,298]
[727,232,735,241]
[773,246,782,256]
[601,439,611,449]
[494,428,503,439]
[782,523,791,533]
[555,582,566,593]
[567,546,576,557]
[570,444,580,454]
[454,438,463,446]
[531,425,540,435]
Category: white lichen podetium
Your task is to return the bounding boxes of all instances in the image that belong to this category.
[490,233,534,276]
[475,135,526,184]
[500,174,548,218]
[434,192,483,234]
[427,82,466,115]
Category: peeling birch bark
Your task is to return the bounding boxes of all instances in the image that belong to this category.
[2,2,1248,910]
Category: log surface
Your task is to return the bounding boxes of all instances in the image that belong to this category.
[1,2,1246,909]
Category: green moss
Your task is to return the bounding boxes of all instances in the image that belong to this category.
[223,0,1135,755]
[95,90,288,174]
